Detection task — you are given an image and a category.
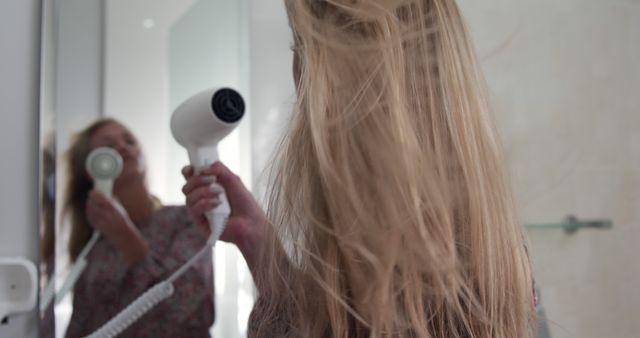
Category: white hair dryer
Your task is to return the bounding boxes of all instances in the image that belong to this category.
[86,147,124,196]
[43,147,124,310]
[170,87,245,242]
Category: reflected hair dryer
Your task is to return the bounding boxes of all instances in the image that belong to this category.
[42,147,123,311]
[86,147,124,196]
[170,87,245,242]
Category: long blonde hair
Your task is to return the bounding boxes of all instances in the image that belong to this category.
[255,0,535,337]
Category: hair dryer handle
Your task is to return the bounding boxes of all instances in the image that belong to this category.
[94,179,113,197]
[205,183,230,243]
[188,147,229,244]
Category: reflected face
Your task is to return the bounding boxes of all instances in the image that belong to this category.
[89,122,145,182]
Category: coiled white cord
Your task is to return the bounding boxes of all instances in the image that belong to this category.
[57,233,101,303]
[83,213,225,338]
[40,232,101,313]
[39,276,56,314]
[84,281,175,338]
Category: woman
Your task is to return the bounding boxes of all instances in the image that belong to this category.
[184,0,536,337]
[64,118,214,338]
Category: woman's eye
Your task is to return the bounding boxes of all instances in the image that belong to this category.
[124,135,136,145]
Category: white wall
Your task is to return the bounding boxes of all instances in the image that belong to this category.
[54,0,105,235]
[51,1,105,335]
[248,0,296,201]
[104,0,195,204]
[0,1,42,337]
[459,1,640,337]
[56,0,104,152]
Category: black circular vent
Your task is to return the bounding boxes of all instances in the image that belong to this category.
[211,88,245,123]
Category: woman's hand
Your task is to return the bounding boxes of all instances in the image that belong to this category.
[182,162,268,274]
[86,191,133,237]
[86,191,149,264]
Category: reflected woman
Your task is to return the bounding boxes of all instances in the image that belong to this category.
[64,118,214,338]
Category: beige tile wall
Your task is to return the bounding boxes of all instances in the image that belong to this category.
[459,1,640,337]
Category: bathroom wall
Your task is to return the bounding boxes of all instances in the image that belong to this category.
[55,0,104,153]
[104,0,195,204]
[247,0,296,200]
[459,1,640,337]
[50,2,105,335]
[0,1,41,337]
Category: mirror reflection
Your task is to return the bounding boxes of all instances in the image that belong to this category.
[41,1,252,337]
[38,1,639,338]
[63,119,217,337]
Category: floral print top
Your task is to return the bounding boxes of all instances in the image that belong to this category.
[65,206,214,338]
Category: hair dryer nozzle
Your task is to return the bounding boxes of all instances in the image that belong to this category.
[211,88,244,123]
[86,147,123,180]
[86,147,123,197]
[170,87,245,149]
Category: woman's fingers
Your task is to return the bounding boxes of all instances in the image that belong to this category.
[191,198,221,216]
[182,165,228,229]
[202,162,254,215]
[201,163,244,195]
[89,190,109,202]
[182,174,217,196]
[188,198,222,228]
[86,205,107,229]
[181,165,194,180]
[88,190,118,213]
[185,185,222,207]
[86,196,106,217]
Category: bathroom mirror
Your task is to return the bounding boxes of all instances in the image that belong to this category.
[40,1,254,337]
[39,1,639,338]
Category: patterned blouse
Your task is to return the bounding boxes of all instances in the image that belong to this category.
[65,206,214,338]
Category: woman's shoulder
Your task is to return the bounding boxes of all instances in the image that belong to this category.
[137,205,192,239]
[149,205,190,226]
[148,205,205,242]
[142,205,206,252]
[154,204,188,217]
